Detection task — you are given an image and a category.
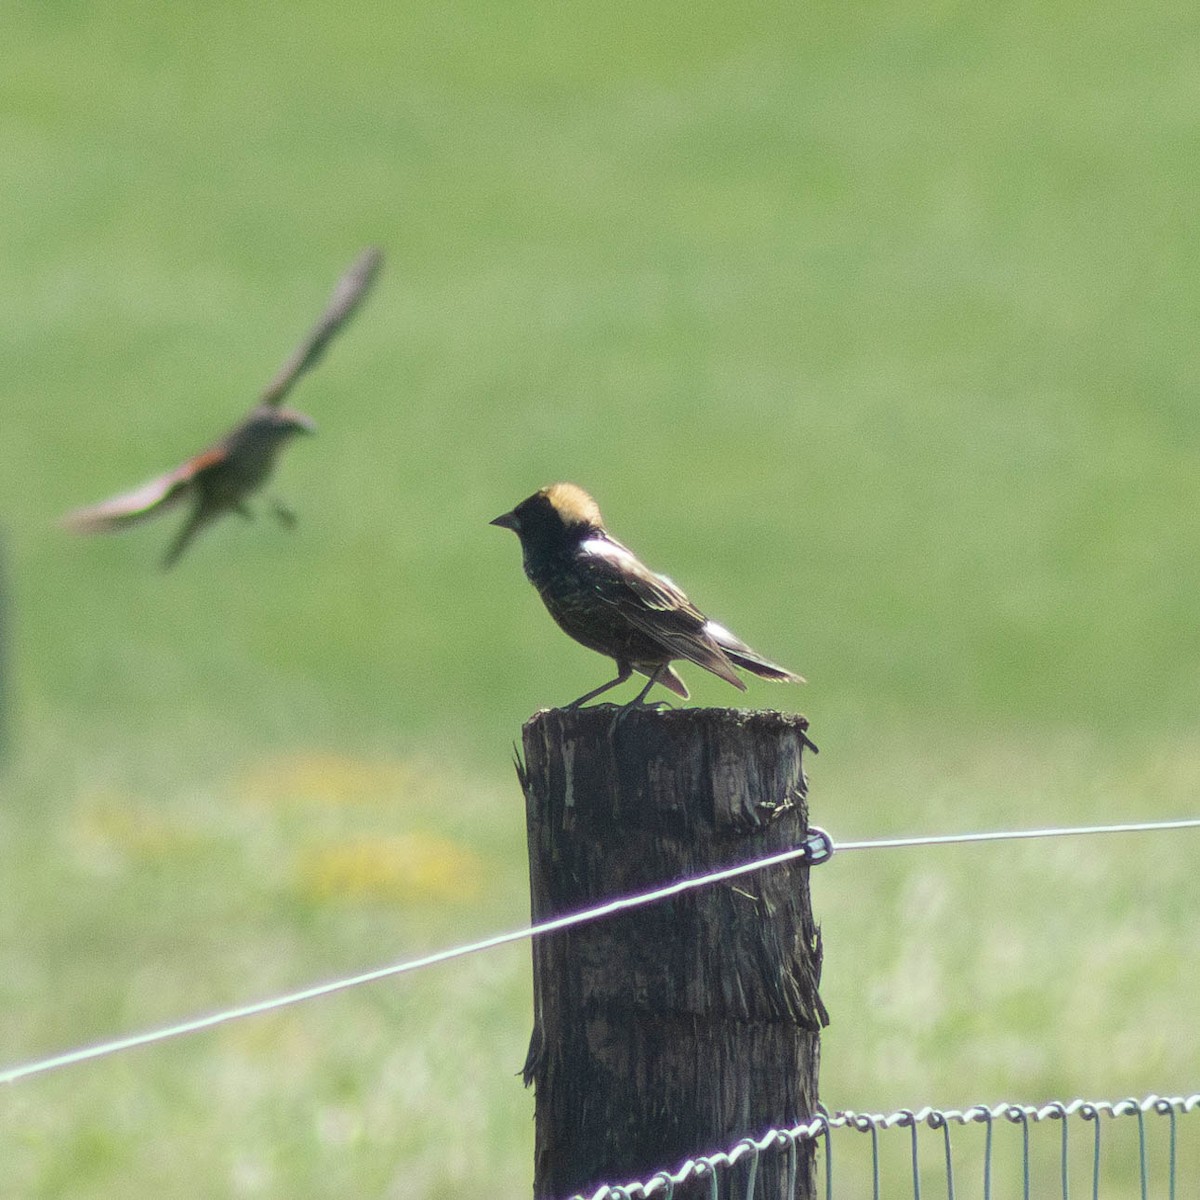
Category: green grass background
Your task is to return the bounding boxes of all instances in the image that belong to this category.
[3,0,1200,1195]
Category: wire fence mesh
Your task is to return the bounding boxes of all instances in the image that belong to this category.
[569,1094,1200,1200]
[3,819,1198,1199]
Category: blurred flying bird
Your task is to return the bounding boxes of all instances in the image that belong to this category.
[62,246,383,568]
[491,482,805,708]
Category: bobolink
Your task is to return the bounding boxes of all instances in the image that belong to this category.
[62,246,383,568]
[491,482,804,707]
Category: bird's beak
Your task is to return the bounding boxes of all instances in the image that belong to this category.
[490,510,520,532]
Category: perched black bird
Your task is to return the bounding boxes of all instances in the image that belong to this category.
[62,246,383,568]
[491,482,804,707]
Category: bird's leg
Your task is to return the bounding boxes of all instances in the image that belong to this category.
[608,666,674,736]
[565,662,632,709]
[271,499,297,529]
[622,665,672,710]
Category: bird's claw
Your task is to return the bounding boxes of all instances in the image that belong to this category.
[608,696,672,736]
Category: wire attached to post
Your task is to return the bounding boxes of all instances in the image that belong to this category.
[2,815,1197,1086]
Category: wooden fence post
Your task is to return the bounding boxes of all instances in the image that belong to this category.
[519,706,827,1200]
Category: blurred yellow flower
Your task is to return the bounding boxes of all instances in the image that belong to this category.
[297,833,484,904]
[237,753,417,807]
[73,791,203,865]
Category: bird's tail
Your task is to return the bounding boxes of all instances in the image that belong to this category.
[724,648,805,683]
[160,506,213,570]
[705,620,805,684]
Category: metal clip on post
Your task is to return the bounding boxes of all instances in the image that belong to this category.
[803,826,835,867]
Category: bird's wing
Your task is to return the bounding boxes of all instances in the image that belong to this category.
[259,246,384,407]
[578,536,746,689]
[60,447,226,534]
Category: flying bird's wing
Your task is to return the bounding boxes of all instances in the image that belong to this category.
[577,536,746,689]
[259,246,384,408]
[60,447,226,534]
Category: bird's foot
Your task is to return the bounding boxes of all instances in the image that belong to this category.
[608,695,673,736]
[271,500,298,529]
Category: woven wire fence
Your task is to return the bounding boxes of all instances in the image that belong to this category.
[571,1094,1200,1200]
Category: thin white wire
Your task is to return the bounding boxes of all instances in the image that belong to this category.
[0,838,819,1085]
[2,815,1198,1086]
[834,816,1200,852]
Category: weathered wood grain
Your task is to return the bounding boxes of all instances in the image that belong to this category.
[520,705,826,1200]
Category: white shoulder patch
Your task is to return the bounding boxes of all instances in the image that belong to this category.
[580,537,638,567]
